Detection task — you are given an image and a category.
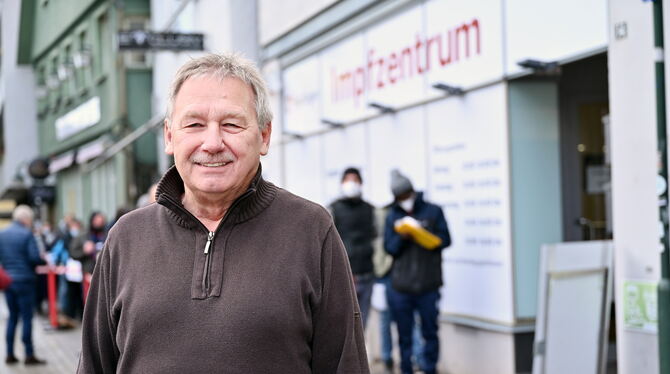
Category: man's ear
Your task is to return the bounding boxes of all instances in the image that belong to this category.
[164,119,174,155]
[260,122,272,156]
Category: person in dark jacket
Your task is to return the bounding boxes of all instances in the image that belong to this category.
[0,205,47,365]
[384,170,451,374]
[330,167,376,328]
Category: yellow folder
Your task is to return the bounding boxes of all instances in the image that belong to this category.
[394,216,442,250]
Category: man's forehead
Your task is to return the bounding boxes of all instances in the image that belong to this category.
[180,107,246,120]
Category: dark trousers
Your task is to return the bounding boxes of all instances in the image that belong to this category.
[354,273,375,328]
[4,281,36,357]
[387,287,440,374]
[63,280,83,320]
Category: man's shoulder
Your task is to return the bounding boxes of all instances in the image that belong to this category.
[273,188,332,224]
[1,223,30,238]
[106,203,163,238]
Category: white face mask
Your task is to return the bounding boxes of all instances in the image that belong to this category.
[341,181,362,198]
[399,196,415,212]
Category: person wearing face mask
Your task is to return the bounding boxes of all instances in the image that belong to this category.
[69,212,107,303]
[384,169,451,374]
[329,167,377,328]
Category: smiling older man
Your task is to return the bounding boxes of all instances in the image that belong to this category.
[77,53,369,373]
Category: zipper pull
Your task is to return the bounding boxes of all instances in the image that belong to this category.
[204,231,214,254]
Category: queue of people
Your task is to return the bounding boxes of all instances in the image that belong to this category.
[0,205,130,367]
[330,167,451,374]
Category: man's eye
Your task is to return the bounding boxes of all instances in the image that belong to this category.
[185,123,203,128]
[223,123,240,128]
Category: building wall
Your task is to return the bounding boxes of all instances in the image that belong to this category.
[258,0,339,45]
[608,1,660,373]
[1,0,39,186]
[32,2,121,156]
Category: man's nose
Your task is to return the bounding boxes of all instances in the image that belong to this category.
[200,124,226,152]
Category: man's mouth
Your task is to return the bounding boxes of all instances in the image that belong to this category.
[197,162,231,167]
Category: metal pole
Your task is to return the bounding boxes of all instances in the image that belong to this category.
[653,1,670,372]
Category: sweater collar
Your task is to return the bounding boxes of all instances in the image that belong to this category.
[155,164,277,229]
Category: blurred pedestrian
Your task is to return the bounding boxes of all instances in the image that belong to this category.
[50,218,84,323]
[384,170,451,374]
[329,167,376,328]
[77,52,368,373]
[0,205,47,365]
[69,211,107,302]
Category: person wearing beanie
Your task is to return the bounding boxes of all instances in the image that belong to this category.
[329,167,377,328]
[384,169,451,374]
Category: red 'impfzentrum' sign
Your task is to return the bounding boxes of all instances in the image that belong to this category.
[331,19,481,104]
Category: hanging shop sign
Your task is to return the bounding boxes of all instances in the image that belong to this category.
[118,30,204,51]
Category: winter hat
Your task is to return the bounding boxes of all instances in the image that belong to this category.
[390,169,414,198]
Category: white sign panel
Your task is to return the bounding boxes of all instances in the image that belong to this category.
[425,0,503,92]
[367,106,429,208]
[283,55,321,134]
[427,84,514,323]
[55,96,101,140]
[505,0,607,75]
[316,0,503,124]
[364,6,426,108]
[319,34,373,123]
[284,136,325,205]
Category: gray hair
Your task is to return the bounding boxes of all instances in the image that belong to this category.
[165,52,273,130]
[12,205,34,223]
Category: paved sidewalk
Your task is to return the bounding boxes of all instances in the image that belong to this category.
[0,296,81,374]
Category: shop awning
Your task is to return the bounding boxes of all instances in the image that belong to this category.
[82,113,164,173]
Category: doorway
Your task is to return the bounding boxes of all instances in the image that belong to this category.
[559,53,611,242]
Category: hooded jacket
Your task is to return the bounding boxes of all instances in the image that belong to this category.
[384,192,451,294]
[77,165,369,374]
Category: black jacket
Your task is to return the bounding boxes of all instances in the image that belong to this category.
[384,192,451,294]
[330,197,376,275]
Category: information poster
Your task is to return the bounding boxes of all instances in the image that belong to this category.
[427,84,514,323]
[623,279,658,334]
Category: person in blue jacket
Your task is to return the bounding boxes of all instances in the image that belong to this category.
[0,205,46,365]
[384,170,450,374]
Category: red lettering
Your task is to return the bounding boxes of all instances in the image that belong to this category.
[399,47,413,79]
[328,18,481,103]
[387,53,398,84]
[376,57,385,89]
[455,19,480,60]
[415,35,425,74]
[367,49,375,90]
[426,35,439,71]
[354,67,365,100]
[439,32,453,66]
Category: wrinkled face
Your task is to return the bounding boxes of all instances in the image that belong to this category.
[165,75,272,201]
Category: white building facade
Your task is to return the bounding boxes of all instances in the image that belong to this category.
[259,0,663,373]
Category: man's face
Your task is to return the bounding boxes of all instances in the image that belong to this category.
[165,75,272,201]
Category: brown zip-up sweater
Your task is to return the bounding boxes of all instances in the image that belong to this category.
[77,165,369,373]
